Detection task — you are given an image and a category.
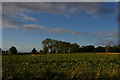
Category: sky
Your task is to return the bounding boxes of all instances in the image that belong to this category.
[0,2,2,49]
[2,2,118,52]
[1,0,119,2]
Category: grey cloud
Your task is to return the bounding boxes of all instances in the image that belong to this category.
[2,2,117,28]
[2,2,117,38]
[2,17,80,35]
[3,17,118,38]
[78,30,118,39]
[2,2,66,17]
[1,0,119,2]
[23,24,79,35]
[22,24,118,39]
[2,16,118,38]
[2,2,116,18]
[23,24,47,30]
[103,30,118,38]
[2,18,22,28]
[2,0,119,2]
[90,30,118,39]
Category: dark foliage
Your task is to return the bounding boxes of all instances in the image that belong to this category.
[31,48,38,54]
[4,38,120,55]
[40,50,43,54]
[43,46,48,54]
[9,46,17,54]
[42,38,120,53]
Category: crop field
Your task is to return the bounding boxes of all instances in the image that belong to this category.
[2,53,120,80]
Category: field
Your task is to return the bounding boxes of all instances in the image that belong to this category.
[2,53,120,80]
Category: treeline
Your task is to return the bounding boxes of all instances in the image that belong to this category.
[1,38,120,54]
[41,38,119,53]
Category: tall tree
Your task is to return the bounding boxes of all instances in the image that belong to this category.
[42,38,54,53]
[43,45,48,54]
[70,43,79,53]
[9,46,17,54]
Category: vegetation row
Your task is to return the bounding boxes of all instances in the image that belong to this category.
[1,38,119,54]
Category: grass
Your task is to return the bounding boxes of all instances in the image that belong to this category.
[2,53,120,80]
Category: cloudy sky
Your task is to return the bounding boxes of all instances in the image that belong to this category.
[2,2,118,52]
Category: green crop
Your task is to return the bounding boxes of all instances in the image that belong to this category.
[2,53,120,80]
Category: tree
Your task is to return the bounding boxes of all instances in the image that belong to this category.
[0,48,2,54]
[57,41,63,53]
[86,45,95,52]
[2,50,8,53]
[31,48,38,54]
[117,45,120,52]
[80,46,86,52]
[64,42,71,53]
[112,45,118,52]
[95,46,105,52]
[43,45,48,54]
[81,45,95,52]
[52,40,58,53]
[70,43,79,53]
[9,46,17,54]
[42,38,53,53]
[40,50,43,54]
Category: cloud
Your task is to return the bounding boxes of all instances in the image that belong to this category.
[91,30,117,39]
[22,24,118,38]
[23,24,79,35]
[2,18,22,28]
[2,11,118,38]
[2,2,117,31]
[78,30,118,39]
[3,19,117,39]
[2,2,118,39]
[2,0,119,2]
[64,14,71,18]
[2,2,116,19]
[94,30,118,46]
[2,16,118,38]
[23,24,47,30]
[23,24,118,38]
[20,13,37,21]
[2,17,118,46]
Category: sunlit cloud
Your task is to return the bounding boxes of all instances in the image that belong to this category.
[20,13,38,21]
